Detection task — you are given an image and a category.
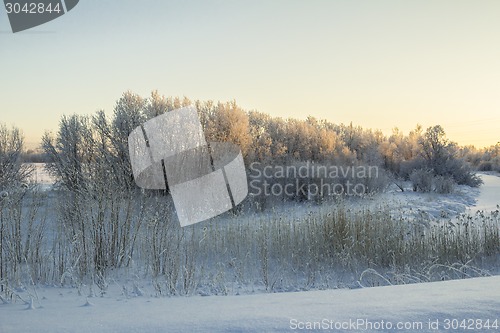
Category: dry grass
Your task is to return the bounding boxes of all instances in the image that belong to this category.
[1,191,499,298]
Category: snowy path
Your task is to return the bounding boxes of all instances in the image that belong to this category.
[473,174,500,212]
[1,276,500,332]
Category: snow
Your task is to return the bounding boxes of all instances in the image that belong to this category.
[373,181,480,221]
[361,172,500,221]
[1,276,499,332]
[472,173,500,212]
[27,163,56,192]
[2,170,499,332]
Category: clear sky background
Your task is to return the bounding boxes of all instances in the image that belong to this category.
[1,0,499,148]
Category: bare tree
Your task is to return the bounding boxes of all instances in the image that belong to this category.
[0,123,32,293]
[416,125,482,188]
[0,124,32,190]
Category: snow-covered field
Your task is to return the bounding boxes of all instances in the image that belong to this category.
[1,275,499,332]
[1,168,499,332]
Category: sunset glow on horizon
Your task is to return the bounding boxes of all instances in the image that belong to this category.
[1,0,499,148]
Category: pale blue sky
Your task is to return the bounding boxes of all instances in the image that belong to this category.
[1,0,500,148]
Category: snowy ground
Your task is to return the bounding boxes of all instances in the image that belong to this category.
[2,167,499,332]
[1,276,499,332]
[27,163,56,192]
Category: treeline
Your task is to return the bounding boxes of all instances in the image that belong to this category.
[2,91,499,194]
[38,90,488,192]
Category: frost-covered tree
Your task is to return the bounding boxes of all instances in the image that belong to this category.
[247,111,273,162]
[203,101,251,157]
[0,124,32,292]
[0,124,32,190]
[42,115,91,192]
[145,90,171,119]
[415,125,482,188]
[419,125,449,174]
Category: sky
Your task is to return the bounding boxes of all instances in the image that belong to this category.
[1,0,499,149]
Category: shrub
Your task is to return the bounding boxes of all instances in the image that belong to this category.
[399,158,426,180]
[409,169,434,192]
[491,157,500,173]
[478,161,493,172]
[434,175,455,194]
[444,158,483,187]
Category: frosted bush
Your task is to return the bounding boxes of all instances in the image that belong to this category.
[410,169,434,192]
[434,175,455,194]
[478,161,493,172]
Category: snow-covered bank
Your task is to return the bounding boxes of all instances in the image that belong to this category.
[1,276,499,332]
[366,172,500,221]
